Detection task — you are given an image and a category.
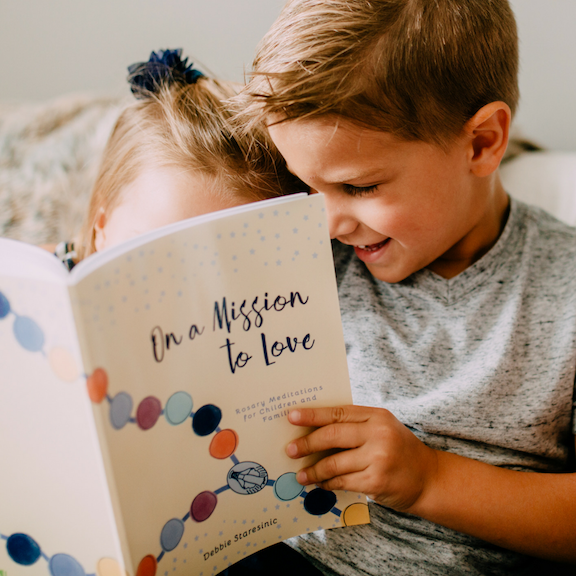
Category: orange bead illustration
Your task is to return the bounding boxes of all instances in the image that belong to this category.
[87,368,108,403]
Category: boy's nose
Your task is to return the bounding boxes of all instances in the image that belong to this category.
[319,192,358,239]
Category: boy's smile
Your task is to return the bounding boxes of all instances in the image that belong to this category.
[268,116,510,282]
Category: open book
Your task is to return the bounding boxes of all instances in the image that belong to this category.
[0,193,369,576]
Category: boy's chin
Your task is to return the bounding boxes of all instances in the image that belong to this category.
[364,262,414,284]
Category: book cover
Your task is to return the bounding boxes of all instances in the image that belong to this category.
[0,193,369,576]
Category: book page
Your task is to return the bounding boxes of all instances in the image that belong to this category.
[0,237,68,283]
[70,194,369,576]
[0,247,124,576]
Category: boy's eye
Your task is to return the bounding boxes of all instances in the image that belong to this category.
[342,183,378,196]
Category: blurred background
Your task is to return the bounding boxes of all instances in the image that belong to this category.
[0,0,576,150]
[0,0,574,150]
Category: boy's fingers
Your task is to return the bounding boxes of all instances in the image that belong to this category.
[287,423,365,458]
[316,471,367,493]
[296,449,367,486]
[288,405,375,427]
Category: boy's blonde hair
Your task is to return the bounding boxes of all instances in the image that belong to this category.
[238,0,519,146]
[78,77,301,259]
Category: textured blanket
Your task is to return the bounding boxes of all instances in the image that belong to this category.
[0,94,125,244]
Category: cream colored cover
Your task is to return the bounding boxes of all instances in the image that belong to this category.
[1,194,369,576]
[0,245,124,576]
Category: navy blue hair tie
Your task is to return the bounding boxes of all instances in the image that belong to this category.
[127,48,204,98]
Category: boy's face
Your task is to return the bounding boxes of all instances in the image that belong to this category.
[268,116,503,282]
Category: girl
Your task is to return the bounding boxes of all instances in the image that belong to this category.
[49,48,320,576]
[52,48,303,268]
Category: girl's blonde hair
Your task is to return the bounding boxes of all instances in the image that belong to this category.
[78,76,302,259]
[237,0,519,147]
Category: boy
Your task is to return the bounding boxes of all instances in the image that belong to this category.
[235,0,576,574]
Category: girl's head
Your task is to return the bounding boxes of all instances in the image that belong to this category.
[77,49,302,259]
[238,0,519,148]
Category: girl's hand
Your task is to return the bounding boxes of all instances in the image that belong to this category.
[286,405,438,513]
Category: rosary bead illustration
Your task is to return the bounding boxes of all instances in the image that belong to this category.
[1,288,368,576]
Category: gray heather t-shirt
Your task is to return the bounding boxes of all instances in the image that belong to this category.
[289,197,576,575]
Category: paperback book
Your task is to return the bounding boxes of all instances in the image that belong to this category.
[0,193,369,576]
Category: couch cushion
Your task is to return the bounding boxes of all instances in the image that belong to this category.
[501,151,576,226]
[0,94,124,244]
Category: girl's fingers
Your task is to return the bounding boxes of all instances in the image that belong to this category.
[286,422,366,458]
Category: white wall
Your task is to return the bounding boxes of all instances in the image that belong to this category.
[0,0,285,98]
[509,0,576,151]
[0,0,575,150]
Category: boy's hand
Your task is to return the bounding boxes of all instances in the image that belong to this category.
[286,405,438,513]
[287,407,576,562]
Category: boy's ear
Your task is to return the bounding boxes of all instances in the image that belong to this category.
[463,101,511,178]
[93,208,107,252]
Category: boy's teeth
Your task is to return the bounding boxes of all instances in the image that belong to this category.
[357,240,387,251]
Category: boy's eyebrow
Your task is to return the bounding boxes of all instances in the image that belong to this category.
[286,164,389,185]
[334,169,389,184]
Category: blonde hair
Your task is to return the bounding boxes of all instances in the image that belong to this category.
[78,77,302,259]
[237,0,519,146]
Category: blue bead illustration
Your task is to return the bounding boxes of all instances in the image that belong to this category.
[0,291,10,319]
[13,316,45,352]
[304,488,337,515]
[160,518,184,552]
[192,404,222,436]
[49,553,85,576]
[6,533,41,566]
[273,472,304,501]
[110,392,133,430]
[165,391,193,425]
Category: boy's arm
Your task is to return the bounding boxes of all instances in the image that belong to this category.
[286,406,576,563]
[412,437,576,562]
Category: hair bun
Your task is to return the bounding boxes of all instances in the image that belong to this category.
[127,48,204,98]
